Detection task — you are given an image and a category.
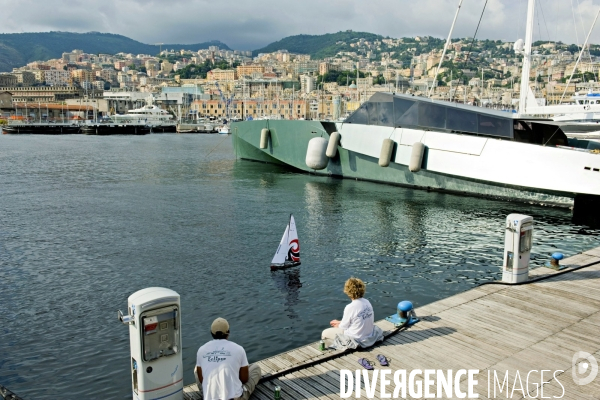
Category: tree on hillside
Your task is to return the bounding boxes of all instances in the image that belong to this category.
[317,70,366,86]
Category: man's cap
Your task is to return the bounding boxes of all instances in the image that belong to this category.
[211,317,230,335]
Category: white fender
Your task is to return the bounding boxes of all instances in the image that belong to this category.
[409,142,425,172]
[326,131,341,158]
[306,137,329,170]
[379,138,394,167]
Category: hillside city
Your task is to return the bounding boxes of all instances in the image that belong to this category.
[1,33,599,121]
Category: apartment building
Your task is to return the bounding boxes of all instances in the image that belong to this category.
[161,61,173,74]
[237,64,265,77]
[44,70,71,86]
[71,69,95,85]
[12,71,36,86]
[114,61,127,70]
[319,62,340,75]
[207,68,237,81]
[0,74,18,87]
[97,69,117,83]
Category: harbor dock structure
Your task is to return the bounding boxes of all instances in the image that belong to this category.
[183,247,600,399]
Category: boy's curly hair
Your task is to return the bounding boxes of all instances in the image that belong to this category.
[343,277,365,300]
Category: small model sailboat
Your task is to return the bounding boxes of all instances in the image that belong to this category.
[270,214,301,270]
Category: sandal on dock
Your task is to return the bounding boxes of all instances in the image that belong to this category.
[376,354,390,366]
[358,358,374,370]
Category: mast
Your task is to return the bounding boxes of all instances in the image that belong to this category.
[518,0,535,115]
[428,0,463,98]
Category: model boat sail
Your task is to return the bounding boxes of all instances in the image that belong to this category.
[270,215,301,270]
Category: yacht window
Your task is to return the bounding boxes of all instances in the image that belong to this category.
[394,97,418,126]
[345,103,368,124]
[377,101,394,126]
[419,102,446,129]
[447,108,478,133]
[478,114,512,138]
[367,102,379,125]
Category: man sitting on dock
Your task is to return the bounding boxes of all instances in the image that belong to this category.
[195,318,261,400]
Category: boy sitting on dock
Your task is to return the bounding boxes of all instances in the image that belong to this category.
[322,277,383,349]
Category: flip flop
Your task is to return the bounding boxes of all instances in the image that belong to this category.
[376,354,390,366]
[358,358,374,370]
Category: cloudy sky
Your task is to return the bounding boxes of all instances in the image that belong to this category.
[1,0,600,49]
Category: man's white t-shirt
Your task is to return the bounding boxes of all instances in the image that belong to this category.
[196,339,248,400]
[338,298,374,340]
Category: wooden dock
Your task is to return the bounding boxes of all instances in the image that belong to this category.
[183,247,600,399]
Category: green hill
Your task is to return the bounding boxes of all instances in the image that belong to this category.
[252,31,385,59]
[0,32,229,72]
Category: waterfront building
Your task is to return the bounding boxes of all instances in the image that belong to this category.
[0,91,13,110]
[192,98,308,119]
[2,86,102,103]
[103,90,151,114]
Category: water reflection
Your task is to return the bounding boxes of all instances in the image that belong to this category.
[270,268,303,320]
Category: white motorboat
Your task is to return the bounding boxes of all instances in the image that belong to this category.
[111,105,175,129]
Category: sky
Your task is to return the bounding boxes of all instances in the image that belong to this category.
[1,0,600,50]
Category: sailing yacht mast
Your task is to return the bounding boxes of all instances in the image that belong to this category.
[517,0,600,116]
[518,0,535,116]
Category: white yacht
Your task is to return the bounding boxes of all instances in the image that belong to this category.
[552,92,600,138]
[111,105,174,127]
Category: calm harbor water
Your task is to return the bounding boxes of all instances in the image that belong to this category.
[0,134,598,399]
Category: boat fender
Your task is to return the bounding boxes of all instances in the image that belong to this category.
[409,142,425,172]
[260,128,270,149]
[326,131,341,158]
[379,138,394,167]
[305,137,329,170]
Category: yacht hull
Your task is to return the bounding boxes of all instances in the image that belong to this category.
[232,120,600,209]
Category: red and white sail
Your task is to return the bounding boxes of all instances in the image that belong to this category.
[270,215,300,269]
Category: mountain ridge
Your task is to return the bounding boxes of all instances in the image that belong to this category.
[252,31,386,59]
[0,32,229,72]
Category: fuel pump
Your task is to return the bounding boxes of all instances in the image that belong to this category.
[118,287,183,400]
[502,214,533,283]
